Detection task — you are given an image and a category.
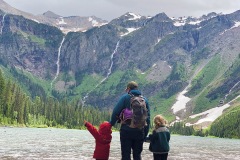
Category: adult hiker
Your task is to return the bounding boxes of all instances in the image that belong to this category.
[110,81,150,160]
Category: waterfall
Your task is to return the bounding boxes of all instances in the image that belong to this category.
[0,14,6,34]
[100,41,120,83]
[224,80,240,100]
[81,41,120,107]
[51,37,65,88]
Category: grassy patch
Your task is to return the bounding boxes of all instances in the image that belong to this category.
[149,93,176,122]
[19,31,46,46]
[0,65,52,97]
[73,73,103,97]
[28,34,46,46]
[193,90,219,113]
[16,68,52,96]
[185,115,201,124]
[94,70,125,94]
[189,55,221,96]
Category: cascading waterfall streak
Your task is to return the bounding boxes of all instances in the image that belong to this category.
[51,37,65,88]
[81,40,120,107]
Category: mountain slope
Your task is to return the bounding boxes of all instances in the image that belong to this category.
[0,0,239,128]
[209,99,240,138]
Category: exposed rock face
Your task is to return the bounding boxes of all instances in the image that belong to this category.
[42,11,60,19]
[60,24,120,75]
[0,13,64,78]
[0,0,240,113]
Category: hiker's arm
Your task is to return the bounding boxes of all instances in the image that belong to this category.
[148,131,157,142]
[167,131,171,142]
[109,95,126,126]
[144,99,151,138]
[85,121,100,139]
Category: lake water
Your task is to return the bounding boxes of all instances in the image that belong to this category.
[0,127,239,160]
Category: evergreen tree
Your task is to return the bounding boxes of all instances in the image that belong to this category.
[0,70,113,129]
[0,69,5,115]
[209,105,240,138]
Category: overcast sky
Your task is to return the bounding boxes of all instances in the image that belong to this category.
[4,0,240,21]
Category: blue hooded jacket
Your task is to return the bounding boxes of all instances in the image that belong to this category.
[110,89,150,138]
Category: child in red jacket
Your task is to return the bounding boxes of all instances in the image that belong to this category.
[84,120,112,160]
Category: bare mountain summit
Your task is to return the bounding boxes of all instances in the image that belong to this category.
[0,0,108,33]
[43,11,61,19]
[0,0,35,19]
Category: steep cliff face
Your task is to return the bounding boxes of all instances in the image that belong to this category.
[114,14,178,71]
[61,24,121,75]
[0,13,64,78]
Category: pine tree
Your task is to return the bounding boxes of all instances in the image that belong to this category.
[0,69,5,115]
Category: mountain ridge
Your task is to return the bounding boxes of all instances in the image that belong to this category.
[0,0,239,129]
[0,0,108,33]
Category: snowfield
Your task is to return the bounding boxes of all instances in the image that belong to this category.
[171,87,240,128]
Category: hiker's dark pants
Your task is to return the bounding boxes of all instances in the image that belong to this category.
[120,126,144,160]
[153,153,168,160]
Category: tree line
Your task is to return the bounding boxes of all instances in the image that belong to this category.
[170,116,240,139]
[0,69,111,129]
[1,68,239,138]
[169,122,211,137]
[209,105,240,139]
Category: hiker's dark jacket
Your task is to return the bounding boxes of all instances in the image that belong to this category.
[148,126,170,153]
[109,89,150,138]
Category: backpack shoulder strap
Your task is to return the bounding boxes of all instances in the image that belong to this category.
[128,92,143,98]
[128,92,135,97]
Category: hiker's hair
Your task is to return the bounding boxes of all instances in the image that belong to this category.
[153,114,167,130]
[126,81,138,90]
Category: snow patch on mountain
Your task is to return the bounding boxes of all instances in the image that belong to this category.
[171,89,191,113]
[189,104,230,124]
[172,17,202,26]
[172,17,187,26]
[89,17,99,26]
[231,21,240,29]
[186,95,240,128]
[188,20,202,25]
[171,13,220,27]
[121,27,140,36]
[154,38,161,45]
[127,12,141,20]
[220,21,240,35]
[57,17,67,25]
[32,19,40,23]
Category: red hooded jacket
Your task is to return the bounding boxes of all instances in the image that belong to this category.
[85,121,112,159]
